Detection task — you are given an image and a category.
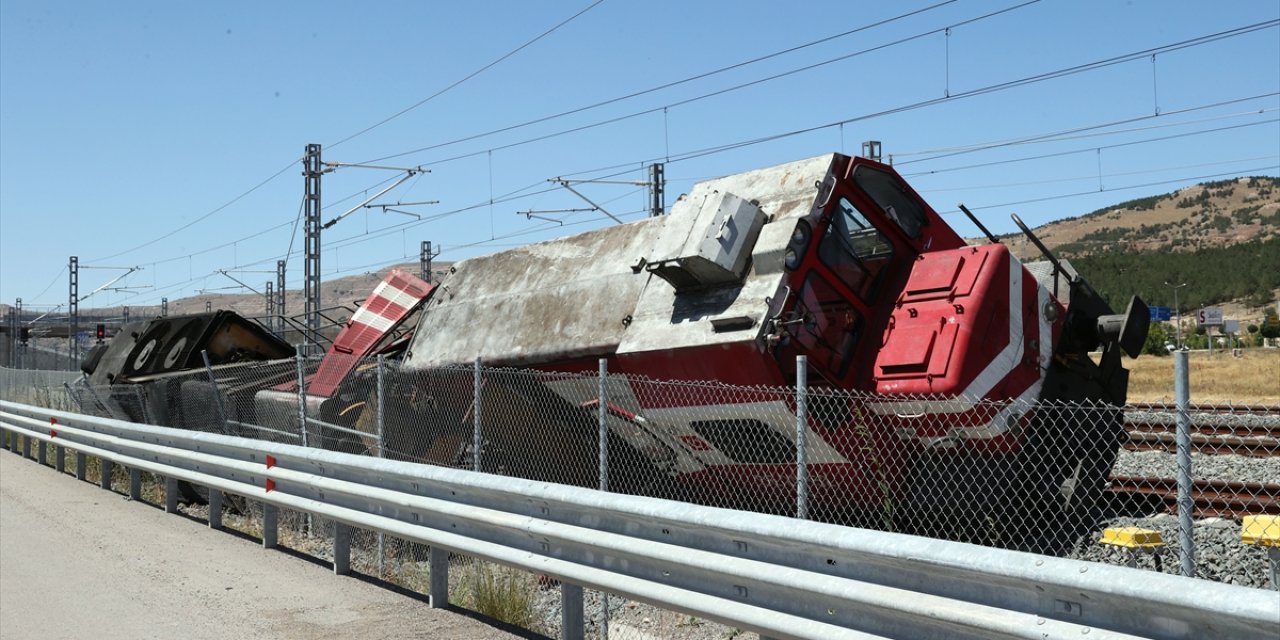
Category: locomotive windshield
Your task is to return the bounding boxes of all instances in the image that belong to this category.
[851,165,927,239]
[818,198,893,302]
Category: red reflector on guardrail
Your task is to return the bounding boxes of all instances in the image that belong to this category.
[50,430,57,438]
[49,417,57,425]
[265,478,276,493]
[266,455,276,469]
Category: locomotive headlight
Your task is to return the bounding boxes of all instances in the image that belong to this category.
[784,221,811,270]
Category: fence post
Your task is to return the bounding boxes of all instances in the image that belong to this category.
[296,350,308,448]
[598,358,610,639]
[598,359,609,493]
[1174,350,1195,578]
[473,356,482,472]
[796,355,809,520]
[376,354,386,577]
[200,350,229,432]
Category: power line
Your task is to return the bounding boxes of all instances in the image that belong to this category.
[892,93,1279,162]
[87,156,302,262]
[368,1,1043,168]
[359,0,966,164]
[902,118,1279,178]
[327,0,606,150]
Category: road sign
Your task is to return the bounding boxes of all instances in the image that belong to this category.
[1197,307,1223,326]
[1224,319,1239,334]
[1148,306,1172,321]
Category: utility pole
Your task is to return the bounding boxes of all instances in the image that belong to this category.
[420,241,439,284]
[276,259,287,333]
[303,143,323,356]
[649,162,665,217]
[161,297,168,317]
[122,306,130,325]
[68,256,79,370]
[266,281,275,319]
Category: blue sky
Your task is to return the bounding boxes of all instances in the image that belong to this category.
[2,0,1277,311]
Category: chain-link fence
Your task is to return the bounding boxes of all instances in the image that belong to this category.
[4,355,1278,598]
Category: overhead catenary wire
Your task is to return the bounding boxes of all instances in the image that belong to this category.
[368,1,1046,170]
[327,0,606,151]
[358,0,968,165]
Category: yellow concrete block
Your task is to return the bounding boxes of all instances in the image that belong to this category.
[1241,515,1280,547]
[1100,527,1165,549]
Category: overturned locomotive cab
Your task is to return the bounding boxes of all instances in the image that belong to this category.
[388,152,1147,542]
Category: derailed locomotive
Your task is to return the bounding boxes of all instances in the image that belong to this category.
[86,152,1148,546]
[381,152,1145,539]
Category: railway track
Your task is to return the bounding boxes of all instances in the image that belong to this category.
[1108,475,1280,519]
[1123,405,1280,457]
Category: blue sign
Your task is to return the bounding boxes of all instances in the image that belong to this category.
[1148,306,1172,321]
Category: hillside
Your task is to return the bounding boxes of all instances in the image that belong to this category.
[1005,176,1280,259]
[992,176,1280,321]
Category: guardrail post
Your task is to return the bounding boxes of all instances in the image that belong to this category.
[562,582,585,640]
[796,355,809,520]
[35,436,46,466]
[21,432,30,459]
[99,458,113,490]
[208,490,223,529]
[129,468,142,500]
[1174,350,1195,578]
[55,443,65,473]
[164,477,179,513]
[262,504,279,549]
[333,522,352,575]
[473,356,482,472]
[75,451,86,480]
[428,547,449,608]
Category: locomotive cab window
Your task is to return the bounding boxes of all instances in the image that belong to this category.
[818,198,892,301]
[852,165,927,239]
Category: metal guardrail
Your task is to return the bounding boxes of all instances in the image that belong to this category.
[2,399,1277,640]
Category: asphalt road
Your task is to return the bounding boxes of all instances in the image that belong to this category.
[0,450,528,640]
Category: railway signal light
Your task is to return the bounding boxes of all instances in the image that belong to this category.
[95,323,105,341]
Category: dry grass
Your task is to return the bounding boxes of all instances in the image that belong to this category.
[1125,348,1280,404]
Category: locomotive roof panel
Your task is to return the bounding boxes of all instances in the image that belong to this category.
[402,154,839,369]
